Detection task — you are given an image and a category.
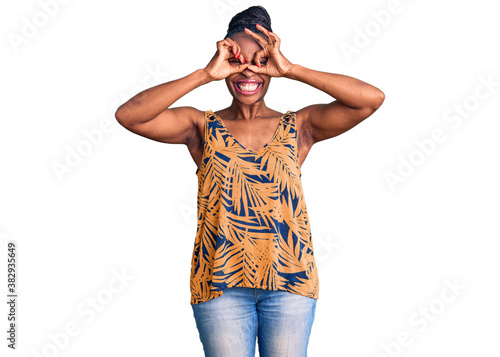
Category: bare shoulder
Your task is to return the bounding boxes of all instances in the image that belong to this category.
[172,106,205,128]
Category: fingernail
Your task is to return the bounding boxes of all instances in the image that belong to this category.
[242,57,245,63]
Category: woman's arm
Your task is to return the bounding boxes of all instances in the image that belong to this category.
[243,24,385,145]
[286,64,385,144]
[114,69,212,144]
[115,38,248,145]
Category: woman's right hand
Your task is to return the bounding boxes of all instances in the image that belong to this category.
[204,38,250,81]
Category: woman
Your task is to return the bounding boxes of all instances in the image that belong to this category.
[115,5,384,356]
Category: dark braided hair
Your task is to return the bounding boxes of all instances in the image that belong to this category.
[224,5,273,40]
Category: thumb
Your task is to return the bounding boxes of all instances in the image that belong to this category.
[249,49,266,72]
[246,64,263,73]
[231,63,250,74]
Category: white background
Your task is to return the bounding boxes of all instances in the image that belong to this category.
[1,0,499,356]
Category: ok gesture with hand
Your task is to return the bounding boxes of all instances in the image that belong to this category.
[204,37,250,81]
[243,24,294,77]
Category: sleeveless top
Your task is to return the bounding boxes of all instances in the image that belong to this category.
[189,109,319,305]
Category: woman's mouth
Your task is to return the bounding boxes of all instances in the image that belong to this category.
[234,81,262,95]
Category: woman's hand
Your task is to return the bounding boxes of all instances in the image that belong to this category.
[243,24,293,77]
[204,38,250,81]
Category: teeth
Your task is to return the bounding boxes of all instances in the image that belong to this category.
[237,82,259,91]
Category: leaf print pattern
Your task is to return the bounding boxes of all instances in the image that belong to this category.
[190,110,319,305]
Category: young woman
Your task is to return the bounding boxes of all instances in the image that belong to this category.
[115,5,384,356]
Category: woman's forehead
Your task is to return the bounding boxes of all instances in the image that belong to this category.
[230,32,264,51]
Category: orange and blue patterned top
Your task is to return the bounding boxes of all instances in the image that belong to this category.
[190,110,319,305]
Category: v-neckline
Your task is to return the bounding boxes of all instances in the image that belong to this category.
[211,110,289,153]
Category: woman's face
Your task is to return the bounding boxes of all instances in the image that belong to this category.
[225,32,270,104]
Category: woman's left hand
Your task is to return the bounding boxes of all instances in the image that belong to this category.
[244,24,293,77]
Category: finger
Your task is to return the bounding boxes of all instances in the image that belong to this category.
[218,39,234,57]
[217,39,229,51]
[256,24,272,39]
[256,24,279,47]
[267,31,280,47]
[267,31,280,41]
[230,63,250,75]
[233,41,244,63]
[225,38,245,63]
[224,38,238,58]
[243,27,268,48]
[252,49,265,68]
[246,64,263,74]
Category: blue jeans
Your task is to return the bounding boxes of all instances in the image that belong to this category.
[191,286,317,357]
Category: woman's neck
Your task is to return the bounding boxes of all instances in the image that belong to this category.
[224,100,270,120]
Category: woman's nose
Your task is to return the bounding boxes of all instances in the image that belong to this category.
[242,67,255,77]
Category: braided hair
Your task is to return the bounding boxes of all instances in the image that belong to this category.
[224,5,273,40]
